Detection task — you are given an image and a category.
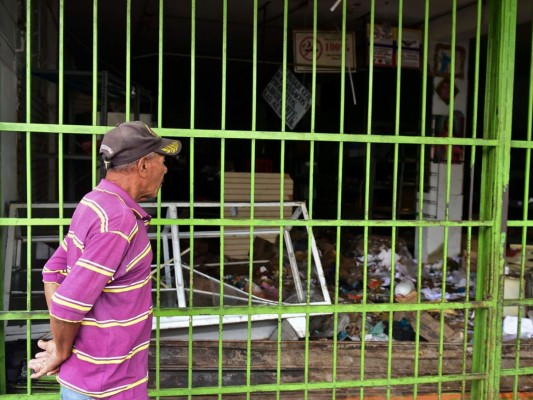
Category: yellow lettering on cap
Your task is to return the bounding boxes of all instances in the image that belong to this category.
[161,141,179,154]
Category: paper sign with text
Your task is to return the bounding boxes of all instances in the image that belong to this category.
[262,68,311,130]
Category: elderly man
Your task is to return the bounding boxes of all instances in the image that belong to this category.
[29,121,181,399]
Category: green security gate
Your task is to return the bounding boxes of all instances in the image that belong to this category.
[0,0,532,398]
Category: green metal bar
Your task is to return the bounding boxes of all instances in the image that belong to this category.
[387,2,403,398]
[361,1,376,396]
[144,373,487,397]
[1,1,527,398]
[125,0,131,119]
[0,122,502,146]
[189,2,197,399]
[413,1,430,398]
[154,196,162,400]
[217,0,228,396]
[437,3,459,397]
[462,3,483,398]
[0,300,494,321]
[472,0,517,399]
[154,1,165,398]
[245,1,259,397]
[332,1,347,399]
[24,0,33,394]
[303,2,319,399]
[91,0,98,187]
[511,4,533,399]
[275,2,289,398]
[0,217,492,229]
[158,0,164,126]
[58,0,64,243]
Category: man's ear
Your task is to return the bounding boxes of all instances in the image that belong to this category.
[137,156,150,177]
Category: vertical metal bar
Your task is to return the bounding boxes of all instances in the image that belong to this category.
[277,1,289,396]
[25,0,33,394]
[437,4,458,397]
[303,2,319,399]
[513,7,533,399]
[154,1,165,397]
[361,1,376,398]
[461,2,483,399]
[413,1,430,398]
[246,2,259,398]
[189,2,196,397]
[158,0,164,127]
[472,0,517,398]
[91,0,98,188]
[387,2,403,398]
[218,1,228,399]
[58,0,64,238]
[125,0,131,120]
[332,3,348,399]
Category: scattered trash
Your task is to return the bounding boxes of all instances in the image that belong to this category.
[199,230,529,344]
[502,316,533,340]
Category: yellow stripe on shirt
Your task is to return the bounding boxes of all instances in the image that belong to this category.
[80,199,131,242]
[76,261,114,277]
[103,275,151,293]
[81,309,153,328]
[58,375,148,399]
[125,244,151,272]
[94,188,126,205]
[72,342,150,365]
[52,295,92,312]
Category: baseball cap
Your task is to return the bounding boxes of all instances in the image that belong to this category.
[99,121,182,169]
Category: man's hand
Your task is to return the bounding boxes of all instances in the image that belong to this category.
[28,339,63,378]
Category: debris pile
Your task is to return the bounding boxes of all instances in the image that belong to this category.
[191,229,533,343]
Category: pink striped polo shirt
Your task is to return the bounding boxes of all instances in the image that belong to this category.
[43,179,153,399]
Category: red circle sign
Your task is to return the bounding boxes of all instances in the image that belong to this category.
[299,36,322,61]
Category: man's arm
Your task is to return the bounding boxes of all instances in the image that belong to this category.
[30,282,80,378]
[44,282,57,310]
[45,282,80,365]
[29,317,80,379]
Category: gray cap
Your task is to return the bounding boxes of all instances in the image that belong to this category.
[99,121,182,168]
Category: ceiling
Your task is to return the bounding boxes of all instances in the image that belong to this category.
[63,0,488,70]
[57,0,532,108]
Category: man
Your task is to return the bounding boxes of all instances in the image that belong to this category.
[29,121,181,399]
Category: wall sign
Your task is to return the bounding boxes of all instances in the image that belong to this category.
[262,67,312,130]
[367,24,422,69]
[433,43,466,79]
[293,30,356,73]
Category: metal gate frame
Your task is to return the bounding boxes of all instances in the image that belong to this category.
[0,0,530,398]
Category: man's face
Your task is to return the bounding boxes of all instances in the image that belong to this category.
[140,154,168,200]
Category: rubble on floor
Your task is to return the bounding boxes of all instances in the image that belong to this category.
[190,229,532,343]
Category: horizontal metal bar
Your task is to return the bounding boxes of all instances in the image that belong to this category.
[0,122,499,146]
[502,298,533,306]
[506,220,533,227]
[148,373,487,396]
[511,140,533,149]
[153,301,493,317]
[0,300,494,321]
[0,218,494,228]
[499,366,533,376]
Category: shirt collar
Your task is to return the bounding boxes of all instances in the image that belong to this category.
[96,179,151,222]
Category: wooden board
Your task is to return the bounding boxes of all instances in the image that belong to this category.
[223,172,294,202]
[222,173,294,259]
[149,340,533,399]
